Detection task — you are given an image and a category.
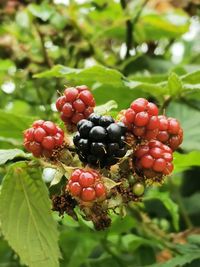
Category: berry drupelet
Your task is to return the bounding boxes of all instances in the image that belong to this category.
[156,115,183,151]
[73,114,127,168]
[67,169,106,203]
[120,98,160,140]
[23,120,64,158]
[56,85,95,127]
[133,140,173,182]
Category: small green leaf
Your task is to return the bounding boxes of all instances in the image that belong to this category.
[145,190,179,231]
[0,162,61,267]
[94,100,118,115]
[28,3,54,21]
[0,149,31,165]
[168,72,182,97]
[102,177,121,190]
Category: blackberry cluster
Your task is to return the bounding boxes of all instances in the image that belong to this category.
[157,115,183,151]
[133,140,174,181]
[67,169,106,202]
[56,85,95,126]
[23,120,64,158]
[73,114,127,168]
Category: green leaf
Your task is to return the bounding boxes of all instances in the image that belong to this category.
[168,72,182,97]
[173,151,200,173]
[34,65,125,87]
[28,3,54,21]
[0,110,36,141]
[145,190,179,231]
[182,70,200,84]
[167,102,200,151]
[0,162,61,267]
[94,100,118,115]
[0,149,31,165]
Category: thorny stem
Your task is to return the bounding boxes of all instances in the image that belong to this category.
[120,0,148,58]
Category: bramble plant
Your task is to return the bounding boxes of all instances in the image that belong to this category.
[22,88,182,231]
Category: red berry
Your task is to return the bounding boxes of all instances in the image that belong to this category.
[62,103,73,117]
[125,108,136,123]
[153,158,166,172]
[134,112,149,127]
[34,127,46,142]
[131,98,148,112]
[69,182,81,196]
[71,169,82,182]
[140,154,154,168]
[42,136,55,150]
[134,145,149,158]
[32,120,44,128]
[54,133,64,146]
[79,172,95,187]
[56,96,66,111]
[24,128,35,141]
[43,121,57,135]
[29,142,42,157]
[146,102,159,116]
[79,90,95,107]
[95,183,106,198]
[73,99,86,112]
[64,87,78,102]
[149,147,162,158]
[146,116,159,130]
[168,118,180,135]
[81,187,96,202]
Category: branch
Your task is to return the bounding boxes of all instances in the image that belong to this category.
[120,0,148,58]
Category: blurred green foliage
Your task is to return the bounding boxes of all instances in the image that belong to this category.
[0,0,200,266]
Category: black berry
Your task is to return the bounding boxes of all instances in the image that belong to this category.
[74,114,127,167]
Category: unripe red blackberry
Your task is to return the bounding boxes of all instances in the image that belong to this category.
[133,140,174,181]
[56,85,95,127]
[23,120,64,158]
[66,169,106,203]
[156,115,183,151]
[73,114,127,168]
[120,98,159,141]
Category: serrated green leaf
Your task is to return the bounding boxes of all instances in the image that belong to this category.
[145,190,179,231]
[173,151,200,173]
[168,72,182,97]
[94,100,118,115]
[0,149,31,165]
[167,102,200,151]
[0,162,61,267]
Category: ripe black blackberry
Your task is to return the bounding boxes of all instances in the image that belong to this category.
[73,114,127,168]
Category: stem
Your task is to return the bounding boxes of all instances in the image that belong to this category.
[35,24,53,68]
[120,0,148,58]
